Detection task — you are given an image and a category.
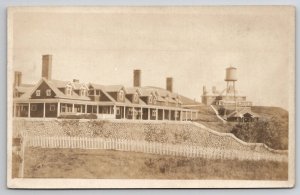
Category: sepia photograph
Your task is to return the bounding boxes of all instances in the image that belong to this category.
[7,6,295,188]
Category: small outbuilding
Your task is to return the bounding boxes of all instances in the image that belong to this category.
[226,109,259,122]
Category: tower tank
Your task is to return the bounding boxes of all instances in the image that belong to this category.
[225,66,237,81]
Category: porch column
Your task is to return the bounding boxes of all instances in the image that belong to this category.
[28,103,30,118]
[180,110,183,121]
[162,109,165,120]
[72,104,75,113]
[140,107,143,120]
[185,111,187,121]
[190,111,193,120]
[96,105,99,114]
[155,108,158,120]
[123,106,126,119]
[169,110,171,120]
[148,108,150,120]
[113,105,117,118]
[85,104,87,114]
[13,103,16,117]
[132,107,135,120]
[43,102,46,118]
[57,102,60,117]
[196,111,198,120]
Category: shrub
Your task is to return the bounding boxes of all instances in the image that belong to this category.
[230,117,288,150]
[58,113,97,119]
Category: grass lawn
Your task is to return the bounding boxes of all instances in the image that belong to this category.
[17,147,288,180]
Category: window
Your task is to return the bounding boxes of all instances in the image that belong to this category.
[152,110,157,116]
[36,90,41,97]
[31,104,37,111]
[153,96,157,104]
[116,107,121,115]
[66,86,72,95]
[128,108,133,115]
[92,106,97,113]
[61,104,66,112]
[119,90,124,101]
[133,92,139,102]
[103,107,108,114]
[50,104,56,111]
[80,89,86,96]
[148,96,153,103]
[175,111,178,118]
[46,89,51,96]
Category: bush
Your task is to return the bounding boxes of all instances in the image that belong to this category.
[58,113,97,119]
[230,117,288,150]
[218,107,225,116]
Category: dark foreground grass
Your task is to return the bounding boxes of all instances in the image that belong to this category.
[13,147,288,180]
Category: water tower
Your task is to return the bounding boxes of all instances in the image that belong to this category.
[223,66,238,115]
[225,66,237,98]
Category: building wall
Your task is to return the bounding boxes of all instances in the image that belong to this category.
[30,103,44,117]
[202,96,217,105]
[45,103,58,118]
[100,91,111,101]
[31,81,56,99]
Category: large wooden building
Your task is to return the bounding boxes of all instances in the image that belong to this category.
[13,55,199,121]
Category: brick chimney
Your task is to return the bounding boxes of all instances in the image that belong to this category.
[73,79,79,83]
[212,86,216,94]
[133,69,141,87]
[203,85,207,95]
[166,77,173,92]
[42,54,52,80]
[14,71,22,87]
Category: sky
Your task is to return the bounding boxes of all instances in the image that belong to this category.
[10,7,294,110]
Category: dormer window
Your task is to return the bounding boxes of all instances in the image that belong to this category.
[46,89,51,96]
[149,96,153,104]
[119,90,124,101]
[133,92,139,102]
[36,90,41,97]
[65,85,72,96]
[153,96,157,104]
[165,96,169,106]
[80,89,86,96]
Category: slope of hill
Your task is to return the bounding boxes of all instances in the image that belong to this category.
[20,147,287,180]
[181,104,289,150]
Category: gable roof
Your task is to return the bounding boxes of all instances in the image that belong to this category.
[227,109,259,118]
[142,86,182,103]
[46,79,91,101]
[88,83,106,90]
[21,78,90,101]
[105,85,126,93]
[15,84,35,94]
[50,80,70,88]
[139,88,154,97]
[88,83,116,102]
[125,87,142,95]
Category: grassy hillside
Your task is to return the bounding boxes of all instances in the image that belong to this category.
[251,106,288,122]
[244,106,289,150]
[19,147,287,180]
[190,105,289,150]
[185,105,234,133]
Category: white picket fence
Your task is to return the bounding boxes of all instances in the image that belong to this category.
[22,135,288,162]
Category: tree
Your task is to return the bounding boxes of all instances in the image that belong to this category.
[230,117,287,150]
